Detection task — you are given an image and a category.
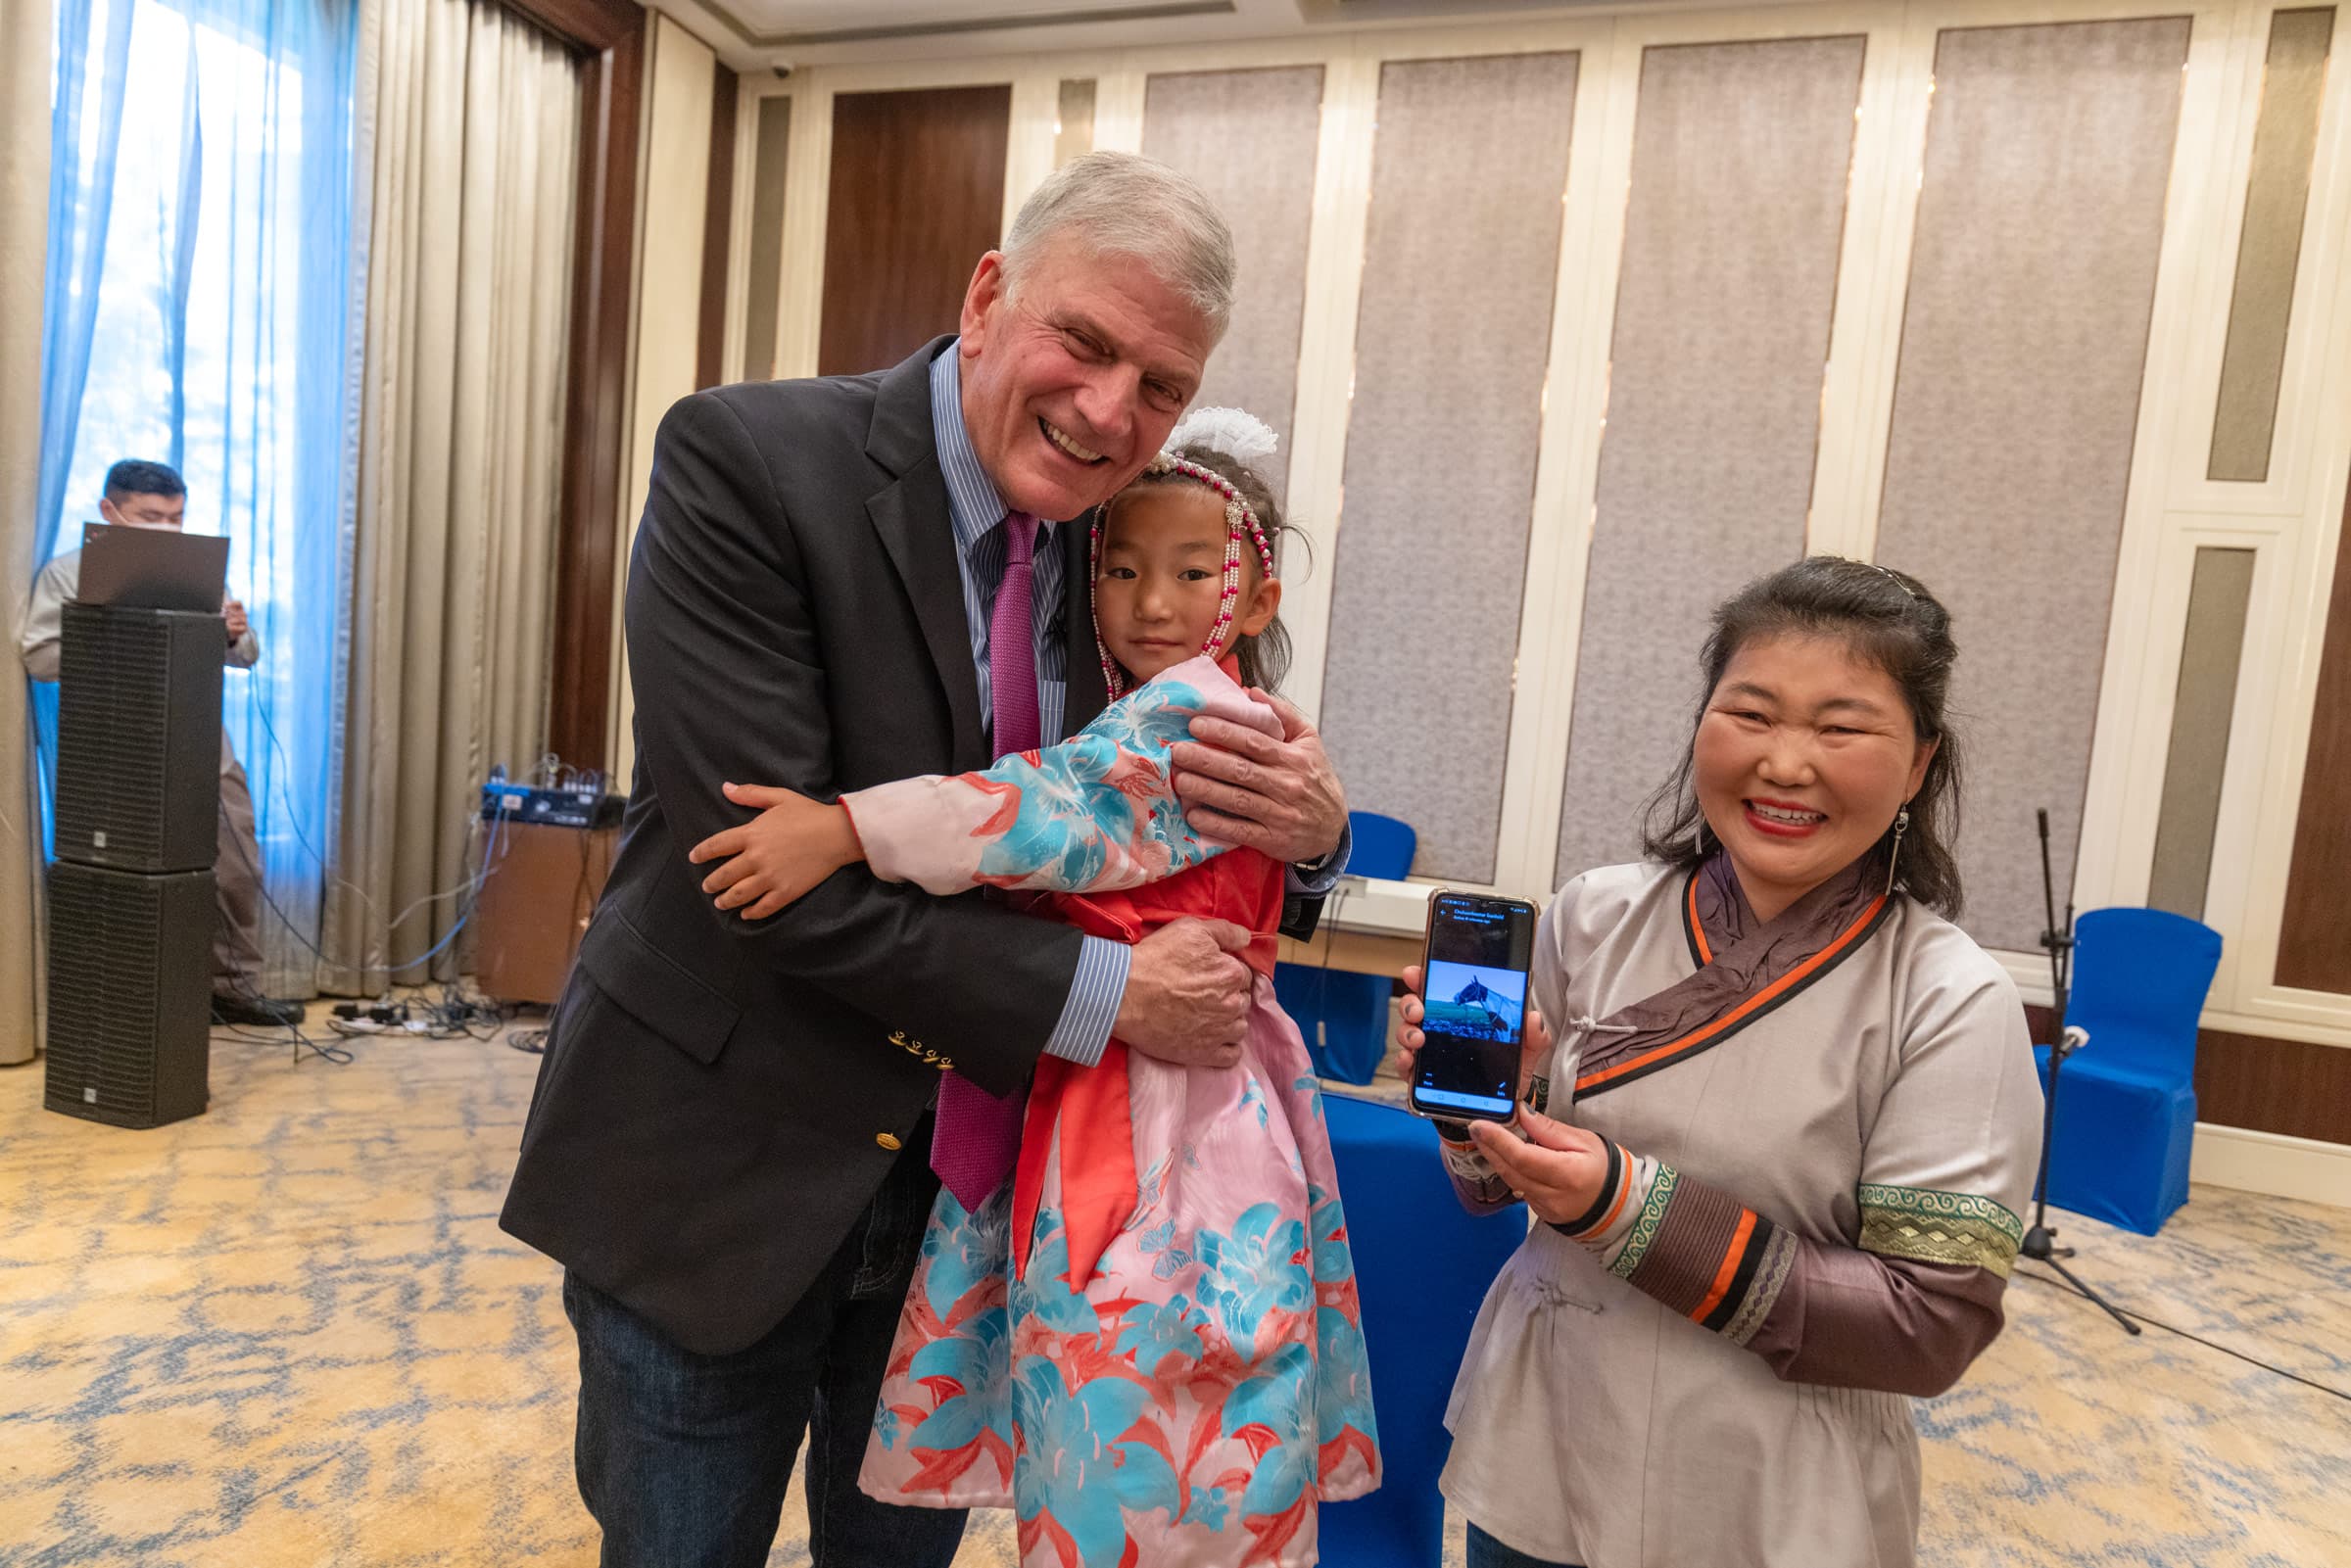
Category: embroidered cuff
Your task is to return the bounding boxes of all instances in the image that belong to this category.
[1559,1145,1659,1262]
[1856,1183,2024,1279]
[1607,1164,1798,1348]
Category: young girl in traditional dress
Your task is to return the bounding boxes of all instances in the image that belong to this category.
[689,408,1380,1568]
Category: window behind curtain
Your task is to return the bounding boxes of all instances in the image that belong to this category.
[41,0,359,992]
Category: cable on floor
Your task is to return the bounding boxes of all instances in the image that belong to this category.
[2015,1264,2351,1404]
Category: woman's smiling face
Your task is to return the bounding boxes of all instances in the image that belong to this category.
[1692,632,1937,923]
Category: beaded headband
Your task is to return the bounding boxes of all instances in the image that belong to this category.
[1089,409,1280,699]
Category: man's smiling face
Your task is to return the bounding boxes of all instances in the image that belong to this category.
[955,235,1215,521]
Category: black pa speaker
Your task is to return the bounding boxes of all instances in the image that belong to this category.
[44,862,214,1128]
[54,603,223,873]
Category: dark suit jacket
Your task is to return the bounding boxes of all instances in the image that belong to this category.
[500,339,1319,1355]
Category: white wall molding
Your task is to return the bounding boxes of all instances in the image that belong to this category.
[610,13,716,782]
[1263,41,1374,733]
[2189,1122,2351,1208]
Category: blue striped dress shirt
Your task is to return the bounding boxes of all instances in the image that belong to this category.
[930,345,1124,1068]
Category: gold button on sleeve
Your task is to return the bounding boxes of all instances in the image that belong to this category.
[875,1132,902,1152]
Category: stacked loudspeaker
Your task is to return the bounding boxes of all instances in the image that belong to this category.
[46,603,223,1128]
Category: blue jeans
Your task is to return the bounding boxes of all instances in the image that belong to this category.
[564,1144,965,1568]
[1467,1522,1583,1568]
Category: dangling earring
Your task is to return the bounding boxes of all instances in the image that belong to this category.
[1884,804,1911,896]
[1694,817,1713,858]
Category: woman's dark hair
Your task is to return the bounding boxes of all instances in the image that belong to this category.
[1116,444,1298,692]
[1639,555,1967,917]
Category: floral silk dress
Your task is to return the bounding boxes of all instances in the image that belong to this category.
[843,656,1381,1568]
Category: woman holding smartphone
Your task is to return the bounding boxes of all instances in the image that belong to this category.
[1397,557,2042,1568]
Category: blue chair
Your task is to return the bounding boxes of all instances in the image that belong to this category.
[2036,907,2221,1236]
[1320,1093,1524,1566]
[1275,812,1416,1083]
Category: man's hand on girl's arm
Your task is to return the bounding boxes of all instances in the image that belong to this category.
[1115,918,1254,1070]
[688,783,863,920]
[1170,690,1346,864]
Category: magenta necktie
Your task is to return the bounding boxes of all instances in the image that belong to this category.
[931,512,1039,1212]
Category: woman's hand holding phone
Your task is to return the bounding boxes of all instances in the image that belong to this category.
[1398,966,1610,1223]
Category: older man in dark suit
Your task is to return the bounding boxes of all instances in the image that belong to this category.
[501,153,1351,1568]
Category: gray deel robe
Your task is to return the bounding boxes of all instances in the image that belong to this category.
[1438,858,2043,1568]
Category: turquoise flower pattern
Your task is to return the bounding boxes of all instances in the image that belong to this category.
[922,1184,1012,1320]
[1114,1294,1211,1374]
[1012,1355,1180,1566]
[972,676,1223,892]
[1197,1204,1312,1363]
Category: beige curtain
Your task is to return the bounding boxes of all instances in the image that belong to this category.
[0,0,53,1065]
[324,0,580,992]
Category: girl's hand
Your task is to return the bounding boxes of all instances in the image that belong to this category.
[1396,963,1554,1101]
[1468,1108,1610,1224]
[687,783,863,920]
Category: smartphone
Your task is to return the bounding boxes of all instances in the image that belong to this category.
[1408,890,1539,1125]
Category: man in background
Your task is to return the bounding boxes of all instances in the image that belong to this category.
[17,457,303,1027]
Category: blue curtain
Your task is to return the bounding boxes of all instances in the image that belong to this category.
[35,0,360,995]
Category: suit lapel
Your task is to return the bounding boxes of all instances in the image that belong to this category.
[866,340,986,770]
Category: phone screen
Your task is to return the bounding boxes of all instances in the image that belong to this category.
[1411,892,1537,1123]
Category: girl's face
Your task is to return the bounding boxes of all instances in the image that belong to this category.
[1691,632,1936,924]
[1095,482,1280,685]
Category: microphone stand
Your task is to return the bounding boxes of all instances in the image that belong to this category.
[2023,808,2139,1334]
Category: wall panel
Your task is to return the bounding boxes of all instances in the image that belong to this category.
[696,63,738,391]
[1141,67,1324,499]
[1056,77,1097,166]
[1874,18,2190,952]
[742,94,792,383]
[2195,1028,2351,1144]
[2147,546,2256,920]
[1319,52,1579,883]
[2277,474,2351,993]
[818,84,1010,378]
[1555,34,1866,886]
[2208,7,2333,482]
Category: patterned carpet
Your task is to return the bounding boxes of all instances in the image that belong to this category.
[1,1022,2345,1567]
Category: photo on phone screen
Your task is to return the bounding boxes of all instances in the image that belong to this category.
[1411,893,1536,1123]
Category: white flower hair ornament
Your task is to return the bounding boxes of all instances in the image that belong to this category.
[1088,406,1281,698]
[1167,405,1279,466]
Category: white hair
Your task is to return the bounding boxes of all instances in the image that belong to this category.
[1002,151,1236,339]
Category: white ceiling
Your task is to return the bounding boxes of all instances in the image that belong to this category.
[657,0,1703,71]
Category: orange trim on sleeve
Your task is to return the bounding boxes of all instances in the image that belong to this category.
[1689,1209,1757,1325]
[1583,1144,1635,1237]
